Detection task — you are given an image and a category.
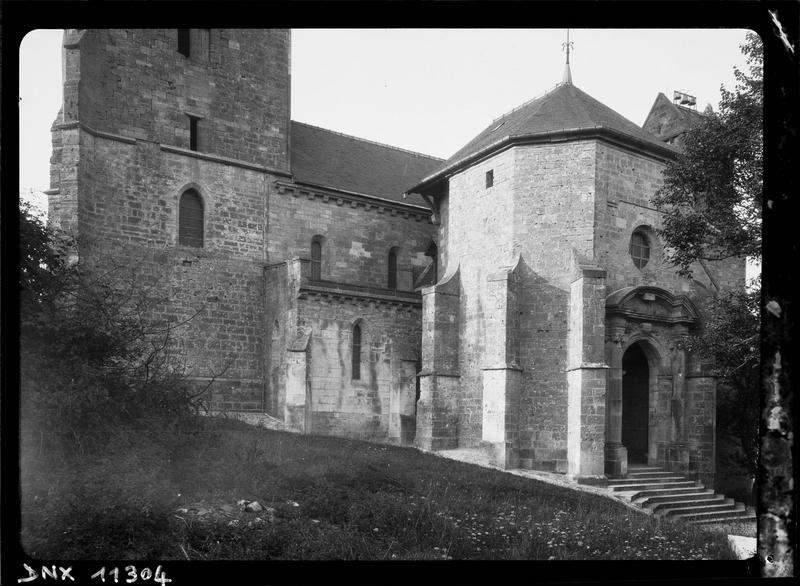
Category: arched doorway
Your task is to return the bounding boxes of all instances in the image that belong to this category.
[622,343,649,463]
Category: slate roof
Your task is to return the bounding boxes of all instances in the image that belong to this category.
[410,82,677,193]
[290,121,443,208]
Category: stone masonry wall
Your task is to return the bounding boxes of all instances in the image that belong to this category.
[70,29,290,170]
[511,141,597,471]
[268,188,435,289]
[75,241,267,410]
[76,134,272,256]
[593,142,745,297]
[444,148,517,447]
[297,295,422,440]
[594,141,742,481]
[49,27,436,431]
[48,29,290,411]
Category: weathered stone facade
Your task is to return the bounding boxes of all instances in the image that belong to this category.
[48,29,744,488]
[409,82,745,487]
[48,29,438,438]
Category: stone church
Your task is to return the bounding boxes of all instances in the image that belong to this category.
[47,29,743,486]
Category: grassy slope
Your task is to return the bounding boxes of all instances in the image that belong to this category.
[20,418,737,560]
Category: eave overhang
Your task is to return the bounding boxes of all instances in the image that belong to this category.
[405,126,678,197]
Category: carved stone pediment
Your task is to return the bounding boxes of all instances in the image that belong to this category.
[606,286,699,326]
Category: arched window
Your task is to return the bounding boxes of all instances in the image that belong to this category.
[352,323,362,380]
[179,189,204,247]
[629,229,651,269]
[310,237,323,280]
[388,247,399,289]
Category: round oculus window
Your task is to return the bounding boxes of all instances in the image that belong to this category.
[629,231,650,269]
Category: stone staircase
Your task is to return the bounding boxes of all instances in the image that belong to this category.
[607,465,756,525]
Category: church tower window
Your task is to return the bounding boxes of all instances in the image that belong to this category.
[187,115,200,151]
[177,29,210,60]
[485,169,494,188]
[179,189,204,247]
[177,29,190,57]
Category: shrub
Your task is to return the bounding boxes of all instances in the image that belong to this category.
[19,203,201,460]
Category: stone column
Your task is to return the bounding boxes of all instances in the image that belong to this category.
[389,360,418,445]
[566,263,608,480]
[604,317,628,477]
[284,326,312,433]
[480,258,522,469]
[666,333,690,475]
[414,268,461,451]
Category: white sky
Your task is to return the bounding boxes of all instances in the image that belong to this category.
[20,27,752,195]
[18,28,758,279]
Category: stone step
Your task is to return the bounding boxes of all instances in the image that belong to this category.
[627,471,679,478]
[609,480,698,492]
[608,476,687,485]
[641,491,718,508]
[673,507,750,522]
[690,514,757,526]
[660,500,738,517]
[628,486,711,499]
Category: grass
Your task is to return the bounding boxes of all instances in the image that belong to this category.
[21,417,738,560]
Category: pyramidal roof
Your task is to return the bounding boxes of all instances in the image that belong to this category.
[410,81,677,193]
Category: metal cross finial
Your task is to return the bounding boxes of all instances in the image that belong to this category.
[562,29,574,65]
[561,29,574,84]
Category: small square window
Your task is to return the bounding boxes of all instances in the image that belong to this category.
[485,170,494,188]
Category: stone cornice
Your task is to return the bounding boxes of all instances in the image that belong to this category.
[160,144,292,177]
[275,180,432,222]
[298,279,422,308]
[53,121,292,177]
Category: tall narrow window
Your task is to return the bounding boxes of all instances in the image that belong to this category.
[352,323,362,380]
[177,29,191,57]
[426,240,438,284]
[188,115,199,151]
[179,189,204,247]
[195,29,210,60]
[310,238,322,280]
[388,247,398,289]
[485,169,494,188]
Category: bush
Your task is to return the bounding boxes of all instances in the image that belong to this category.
[19,203,201,459]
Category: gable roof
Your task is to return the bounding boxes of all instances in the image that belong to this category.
[290,121,443,208]
[409,82,678,194]
[643,92,710,143]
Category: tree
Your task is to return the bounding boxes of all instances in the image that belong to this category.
[683,282,760,475]
[653,32,762,277]
[653,33,762,478]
